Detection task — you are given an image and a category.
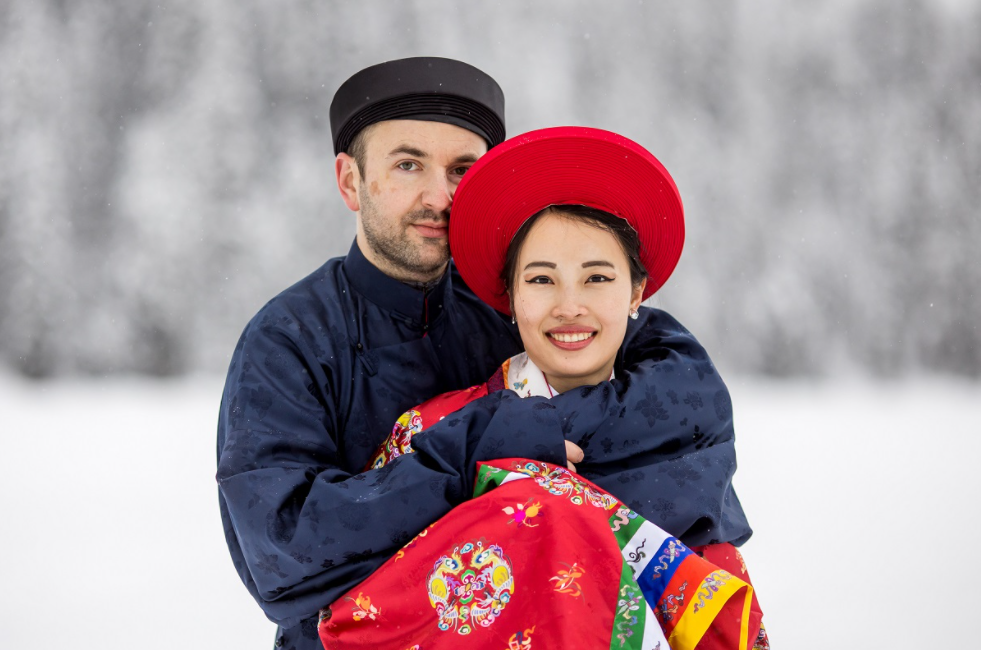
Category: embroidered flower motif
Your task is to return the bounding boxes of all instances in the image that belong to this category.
[346,591,380,621]
[502,500,542,527]
[507,626,536,649]
[550,562,585,597]
[634,386,669,427]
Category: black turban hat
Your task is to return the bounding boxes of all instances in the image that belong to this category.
[330,57,506,156]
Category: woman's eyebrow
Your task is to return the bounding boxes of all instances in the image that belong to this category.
[582,260,615,269]
[523,261,556,270]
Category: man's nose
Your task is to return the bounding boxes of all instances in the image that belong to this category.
[421,172,452,214]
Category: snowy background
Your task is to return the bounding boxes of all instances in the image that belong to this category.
[2,1,980,648]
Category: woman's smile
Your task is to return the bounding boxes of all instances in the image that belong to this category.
[546,327,597,349]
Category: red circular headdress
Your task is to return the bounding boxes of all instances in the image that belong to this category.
[450,126,685,315]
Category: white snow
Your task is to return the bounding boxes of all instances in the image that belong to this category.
[1,374,979,648]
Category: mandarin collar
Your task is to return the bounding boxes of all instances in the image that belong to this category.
[342,240,450,324]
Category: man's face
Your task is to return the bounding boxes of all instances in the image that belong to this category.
[353,120,487,283]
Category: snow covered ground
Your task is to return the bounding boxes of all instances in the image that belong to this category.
[1,374,978,648]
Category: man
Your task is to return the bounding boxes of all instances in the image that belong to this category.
[217,57,750,650]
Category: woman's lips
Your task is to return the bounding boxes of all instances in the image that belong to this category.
[547,330,596,351]
[412,223,448,238]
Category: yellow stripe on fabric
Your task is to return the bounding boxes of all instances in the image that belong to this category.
[739,585,753,650]
[667,571,750,650]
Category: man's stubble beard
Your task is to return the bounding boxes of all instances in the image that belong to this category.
[359,187,450,282]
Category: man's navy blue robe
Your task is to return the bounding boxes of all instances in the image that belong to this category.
[217,242,751,649]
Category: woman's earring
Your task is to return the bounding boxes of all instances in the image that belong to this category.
[512,315,516,324]
[629,309,639,320]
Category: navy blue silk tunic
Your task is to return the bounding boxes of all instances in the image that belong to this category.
[217,241,751,650]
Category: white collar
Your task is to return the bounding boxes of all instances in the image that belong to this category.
[501,352,614,398]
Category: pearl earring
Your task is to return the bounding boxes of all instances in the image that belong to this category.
[629,309,639,320]
[512,315,516,324]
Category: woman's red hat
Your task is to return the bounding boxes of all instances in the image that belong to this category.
[450,126,685,315]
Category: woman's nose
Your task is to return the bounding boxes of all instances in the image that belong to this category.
[552,287,586,320]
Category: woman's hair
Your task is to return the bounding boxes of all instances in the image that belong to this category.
[500,205,649,300]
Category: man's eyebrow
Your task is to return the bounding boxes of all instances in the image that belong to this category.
[523,261,557,270]
[582,260,615,269]
[453,153,480,164]
[387,145,428,158]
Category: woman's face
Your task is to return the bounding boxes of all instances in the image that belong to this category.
[510,212,645,394]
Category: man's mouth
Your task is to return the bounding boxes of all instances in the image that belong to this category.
[412,223,448,238]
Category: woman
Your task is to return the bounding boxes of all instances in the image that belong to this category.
[319,128,767,649]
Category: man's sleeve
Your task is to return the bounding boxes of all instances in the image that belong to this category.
[216,319,566,628]
[546,307,753,547]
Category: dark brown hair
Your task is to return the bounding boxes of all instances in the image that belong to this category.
[345,123,377,175]
[500,205,648,301]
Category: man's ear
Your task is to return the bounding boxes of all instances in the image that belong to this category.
[335,153,361,213]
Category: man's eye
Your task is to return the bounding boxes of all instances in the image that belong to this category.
[398,161,419,171]
[450,166,470,177]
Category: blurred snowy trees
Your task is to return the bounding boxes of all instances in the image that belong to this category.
[0,0,978,378]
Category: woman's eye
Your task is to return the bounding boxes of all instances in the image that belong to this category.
[398,161,419,171]
[526,276,552,285]
[587,274,614,283]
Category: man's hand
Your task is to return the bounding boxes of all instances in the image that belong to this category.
[565,440,584,473]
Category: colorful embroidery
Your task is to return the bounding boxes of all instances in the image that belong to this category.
[427,540,515,635]
[655,580,687,625]
[692,570,733,613]
[650,539,688,578]
[345,592,380,622]
[369,409,424,468]
[753,624,770,650]
[735,546,748,575]
[549,562,585,597]
[610,507,632,532]
[502,500,542,527]
[615,583,642,647]
[317,606,332,625]
[507,626,535,649]
[511,461,619,509]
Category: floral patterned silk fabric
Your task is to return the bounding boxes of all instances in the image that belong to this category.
[320,460,764,649]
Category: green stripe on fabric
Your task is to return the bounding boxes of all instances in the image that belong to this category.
[610,558,647,650]
[472,465,518,497]
[609,507,646,550]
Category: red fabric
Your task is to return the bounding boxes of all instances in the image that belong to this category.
[319,464,635,649]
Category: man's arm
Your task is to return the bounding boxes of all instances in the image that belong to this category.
[547,306,753,546]
[217,320,566,628]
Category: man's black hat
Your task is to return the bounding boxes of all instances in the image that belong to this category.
[330,57,506,156]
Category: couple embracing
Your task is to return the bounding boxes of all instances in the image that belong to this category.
[217,57,768,650]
